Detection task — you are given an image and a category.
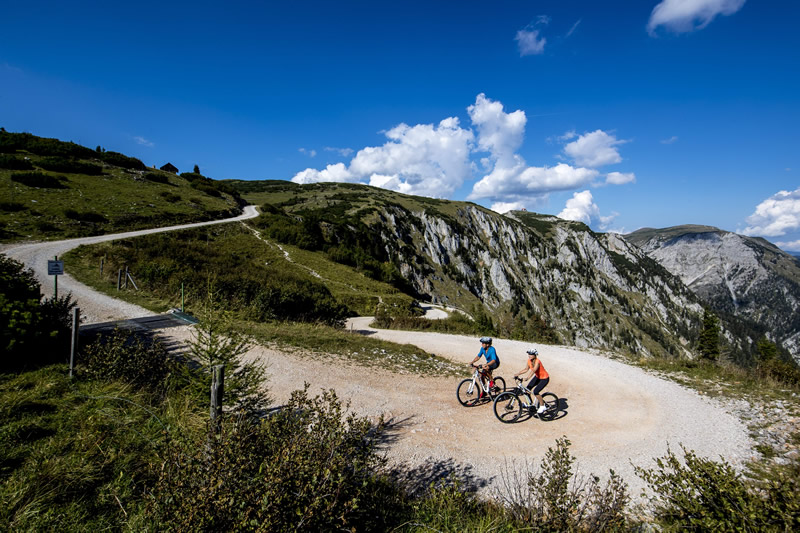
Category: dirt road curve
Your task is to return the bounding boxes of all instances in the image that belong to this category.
[2,206,258,323]
[2,207,754,497]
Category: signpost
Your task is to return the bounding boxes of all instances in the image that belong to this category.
[48,256,64,299]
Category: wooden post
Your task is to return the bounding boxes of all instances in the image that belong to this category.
[69,307,80,378]
[210,364,225,424]
[117,269,122,290]
[100,256,104,275]
[124,266,129,289]
[181,282,185,312]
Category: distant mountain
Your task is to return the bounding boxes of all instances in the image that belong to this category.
[233,181,705,358]
[625,225,800,362]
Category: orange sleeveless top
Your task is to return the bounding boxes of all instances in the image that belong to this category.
[528,358,549,379]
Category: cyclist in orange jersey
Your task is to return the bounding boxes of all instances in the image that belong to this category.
[514,348,550,414]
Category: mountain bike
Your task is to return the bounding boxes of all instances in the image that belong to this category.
[492,377,558,423]
[456,364,506,407]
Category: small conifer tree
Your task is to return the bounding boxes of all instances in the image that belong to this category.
[697,308,720,361]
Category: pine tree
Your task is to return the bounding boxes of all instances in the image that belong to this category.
[698,309,720,361]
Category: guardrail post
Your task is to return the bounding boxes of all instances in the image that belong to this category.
[69,307,80,377]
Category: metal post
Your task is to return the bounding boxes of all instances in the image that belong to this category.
[181,282,185,313]
[69,307,80,377]
[100,256,104,275]
[54,255,58,300]
[117,269,122,290]
[210,364,225,425]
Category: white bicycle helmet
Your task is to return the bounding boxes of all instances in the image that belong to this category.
[526,348,538,356]
[479,336,492,344]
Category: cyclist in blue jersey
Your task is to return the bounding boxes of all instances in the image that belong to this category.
[470,336,500,395]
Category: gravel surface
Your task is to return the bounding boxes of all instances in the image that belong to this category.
[2,208,757,500]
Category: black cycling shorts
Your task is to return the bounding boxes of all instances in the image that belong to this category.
[486,359,499,370]
[527,376,549,395]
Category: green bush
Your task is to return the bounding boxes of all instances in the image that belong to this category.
[10,172,67,189]
[63,209,108,223]
[144,172,169,184]
[144,387,400,531]
[100,151,145,171]
[37,157,103,175]
[0,155,33,170]
[0,202,26,212]
[498,436,629,531]
[0,255,76,371]
[81,329,177,392]
[636,445,800,531]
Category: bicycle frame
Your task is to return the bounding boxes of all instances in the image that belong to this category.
[466,366,493,396]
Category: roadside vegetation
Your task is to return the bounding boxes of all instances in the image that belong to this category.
[4,245,800,529]
[0,131,242,242]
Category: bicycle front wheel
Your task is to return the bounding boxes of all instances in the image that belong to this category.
[539,392,559,420]
[456,379,480,407]
[493,391,522,423]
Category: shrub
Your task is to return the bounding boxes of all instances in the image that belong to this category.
[497,436,629,531]
[144,172,170,184]
[0,255,76,371]
[10,172,67,189]
[0,155,33,170]
[144,387,399,531]
[0,202,26,212]
[101,151,145,171]
[80,329,176,392]
[37,157,103,175]
[636,445,800,531]
[63,209,108,223]
[159,191,181,202]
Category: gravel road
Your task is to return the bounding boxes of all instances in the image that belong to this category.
[2,206,258,323]
[2,207,756,499]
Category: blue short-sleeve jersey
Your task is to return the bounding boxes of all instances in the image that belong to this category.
[478,346,498,364]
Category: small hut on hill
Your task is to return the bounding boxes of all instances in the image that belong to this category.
[160,162,179,174]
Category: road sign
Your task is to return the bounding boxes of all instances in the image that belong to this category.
[48,260,64,276]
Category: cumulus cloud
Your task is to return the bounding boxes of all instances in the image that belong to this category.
[563,130,626,167]
[558,190,617,230]
[133,136,154,147]
[647,0,746,35]
[605,171,636,185]
[292,117,474,198]
[742,187,800,237]
[491,201,528,214]
[466,95,599,206]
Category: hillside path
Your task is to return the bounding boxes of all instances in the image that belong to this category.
[2,205,258,323]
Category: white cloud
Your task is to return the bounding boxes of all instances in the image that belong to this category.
[468,93,526,167]
[557,190,618,230]
[605,171,636,185]
[563,130,627,167]
[292,117,474,198]
[742,188,800,237]
[470,161,598,201]
[324,146,354,157]
[299,147,317,157]
[776,240,800,252]
[491,201,527,214]
[515,16,550,56]
[133,136,154,147]
[660,135,679,144]
[647,0,746,35]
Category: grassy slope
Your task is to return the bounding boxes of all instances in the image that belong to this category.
[1,155,240,243]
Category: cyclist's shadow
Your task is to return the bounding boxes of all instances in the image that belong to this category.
[517,397,569,423]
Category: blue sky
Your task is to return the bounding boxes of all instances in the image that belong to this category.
[2,1,800,249]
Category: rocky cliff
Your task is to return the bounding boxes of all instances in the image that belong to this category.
[625,225,800,362]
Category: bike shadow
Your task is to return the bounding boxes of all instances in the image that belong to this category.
[517,396,569,423]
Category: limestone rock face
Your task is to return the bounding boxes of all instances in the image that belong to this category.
[626,225,800,362]
[371,205,702,357]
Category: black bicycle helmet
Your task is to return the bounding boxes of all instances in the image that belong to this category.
[479,336,492,344]
[526,348,538,356]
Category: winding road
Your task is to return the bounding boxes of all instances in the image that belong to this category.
[2,204,755,497]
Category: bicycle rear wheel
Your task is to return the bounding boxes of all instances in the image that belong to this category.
[539,392,559,420]
[456,378,480,407]
[493,391,522,423]
[489,376,506,398]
